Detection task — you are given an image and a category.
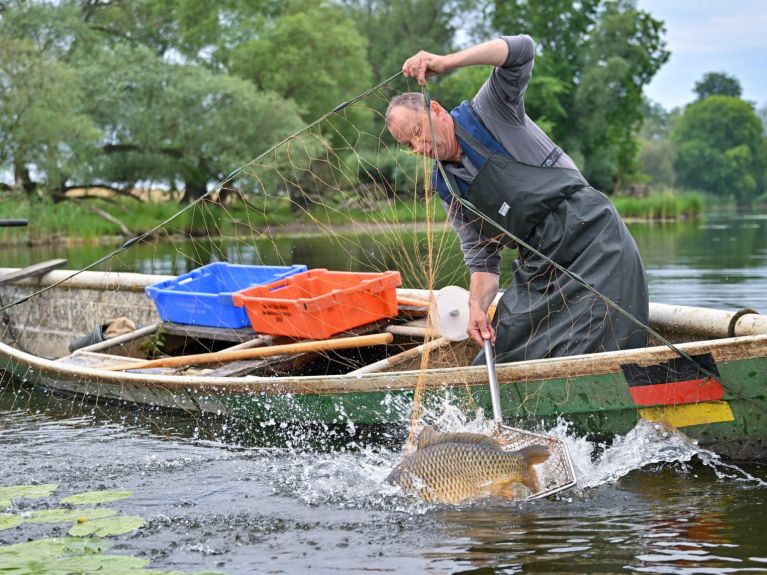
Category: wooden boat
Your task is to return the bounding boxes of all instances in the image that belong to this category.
[1,266,766,460]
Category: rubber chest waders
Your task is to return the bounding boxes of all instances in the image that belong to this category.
[434,101,649,363]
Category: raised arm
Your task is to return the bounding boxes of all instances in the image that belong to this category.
[402,39,510,86]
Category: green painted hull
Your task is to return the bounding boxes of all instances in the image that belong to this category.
[4,340,764,459]
[1,269,765,460]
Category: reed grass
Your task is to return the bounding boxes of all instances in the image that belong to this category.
[611,190,704,220]
[0,192,443,244]
[1,188,702,245]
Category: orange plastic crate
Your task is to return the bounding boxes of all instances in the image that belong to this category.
[231,269,402,339]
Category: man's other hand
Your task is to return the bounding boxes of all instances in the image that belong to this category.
[402,51,447,86]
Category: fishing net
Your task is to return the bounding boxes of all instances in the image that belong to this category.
[0,76,504,445]
[0,73,757,464]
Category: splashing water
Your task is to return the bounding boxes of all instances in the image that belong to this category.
[546,418,766,492]
[269,402,765,510]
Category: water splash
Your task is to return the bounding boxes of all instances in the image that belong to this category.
[270,408,765,510]
[548,418,767,491]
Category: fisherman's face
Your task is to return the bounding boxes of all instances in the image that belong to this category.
[388,102,461,162]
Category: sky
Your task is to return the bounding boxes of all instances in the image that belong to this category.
[638,0,767,111]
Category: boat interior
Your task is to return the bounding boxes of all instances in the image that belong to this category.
[2,266,766,380]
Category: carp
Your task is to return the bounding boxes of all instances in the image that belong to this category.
[387,425,550,503]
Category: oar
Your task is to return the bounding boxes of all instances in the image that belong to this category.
[0,219,28,227]
[102,332,394,371]
[0,259,68,286]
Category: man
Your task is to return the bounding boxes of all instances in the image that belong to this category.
[386,35,648,363]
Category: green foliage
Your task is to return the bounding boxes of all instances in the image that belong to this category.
[693,72,742,101]
[68,515,145,537]
[638,137,675,188]
[611,190,704,219]
[433,66,493,111]
[491,0,669,191]
[342,0,471,86]
[0,38,99,191]
[27,507,117,525]
[671,95,767,206]
[0,485,212,573]
[75,43,305,200]
[229,1,372,126]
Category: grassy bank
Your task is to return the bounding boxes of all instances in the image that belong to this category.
[1,189,705,245]
[0,193,442,245]
[611,191,704,220]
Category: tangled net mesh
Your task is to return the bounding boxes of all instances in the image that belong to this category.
[0,78,578,453]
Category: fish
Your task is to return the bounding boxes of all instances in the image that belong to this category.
[387,425,551,504]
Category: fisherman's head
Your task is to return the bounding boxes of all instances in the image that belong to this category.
[386,93,461,162]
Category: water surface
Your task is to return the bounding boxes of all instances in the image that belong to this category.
[1,209,767,574]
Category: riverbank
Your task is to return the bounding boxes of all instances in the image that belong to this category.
[0,191,705,246]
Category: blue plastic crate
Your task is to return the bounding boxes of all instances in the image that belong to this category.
[145,262,307,328]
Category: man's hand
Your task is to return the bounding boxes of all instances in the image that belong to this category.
[401,39,509,86]
[467,306,495,346]
[466,271,499,346]
[402,51,447,86]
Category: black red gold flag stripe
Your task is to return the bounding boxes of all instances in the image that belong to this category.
[621,353,734,427]
[621,353,722,406]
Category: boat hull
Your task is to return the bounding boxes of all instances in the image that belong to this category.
[1,269,766,460]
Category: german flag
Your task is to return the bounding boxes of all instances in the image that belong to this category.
[621,353,722,406]
[621,353,734,427]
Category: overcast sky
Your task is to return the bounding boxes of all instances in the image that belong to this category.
[639,0,767,111]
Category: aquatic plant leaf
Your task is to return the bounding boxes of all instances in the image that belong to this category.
[136,572,226,575]
[0,537,145,574]
[28,506,117,524]
[68,515,145,537]
[47,553,150,573]
[61,489,133,505]
[0,536,110,560]
[0,483,58,508]
[0,513,24,531]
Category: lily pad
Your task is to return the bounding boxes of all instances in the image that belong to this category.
[0,513,24,531]
[0,536,110,560]
[0,483,58,508]
[29,506,117,524]
[61,489,133,505]
[69,515,145,537]
[0,536,148,574]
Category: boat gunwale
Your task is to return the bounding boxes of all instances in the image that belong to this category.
[2,333,766,396]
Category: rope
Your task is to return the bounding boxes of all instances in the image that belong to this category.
[421,86,766,413]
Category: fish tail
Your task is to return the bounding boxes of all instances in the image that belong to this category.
[517,444,551,493]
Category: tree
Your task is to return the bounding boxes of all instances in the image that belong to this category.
[672,95,767,207]
[637,99,675,187]
[77,0,282,65]
[75,44,306,201]
[492,0,599,140]
[229,1,372,125]
[693,72,742,101]
[491,0,669,191]
[341,0,472,86]
[0,37,99,194]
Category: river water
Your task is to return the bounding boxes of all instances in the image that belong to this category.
[1,210,767,574]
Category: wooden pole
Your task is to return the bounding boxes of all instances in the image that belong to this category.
[348,337,451,375]
[397,296,429,308]
[102,333,394,372]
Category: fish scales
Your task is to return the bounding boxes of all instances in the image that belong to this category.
[387,426,550,503]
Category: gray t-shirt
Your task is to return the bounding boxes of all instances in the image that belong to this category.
[444,34,582,274]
